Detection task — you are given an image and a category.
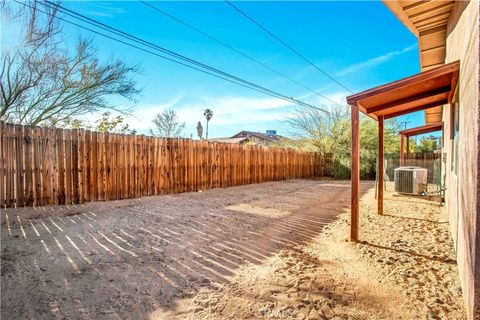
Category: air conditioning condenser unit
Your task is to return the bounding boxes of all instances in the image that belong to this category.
[394,166,428,195]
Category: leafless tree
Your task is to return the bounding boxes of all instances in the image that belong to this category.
[149,109,185,137]
[0,1,140,126]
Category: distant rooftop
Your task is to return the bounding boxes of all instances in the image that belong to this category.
[208,137,249,144]
[231,130,285,142]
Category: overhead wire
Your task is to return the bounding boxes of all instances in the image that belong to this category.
[224,0,353,94]
[139,0,341,107]
[30,0,332,113]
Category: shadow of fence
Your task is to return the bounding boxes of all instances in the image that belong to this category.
[0,180,372,319]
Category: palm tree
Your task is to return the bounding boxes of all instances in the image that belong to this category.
[203,108,213,140]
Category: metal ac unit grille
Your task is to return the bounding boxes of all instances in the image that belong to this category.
[395,169,413,194]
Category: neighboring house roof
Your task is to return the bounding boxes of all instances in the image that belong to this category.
[209,137,250,144]
[231,131,286,142]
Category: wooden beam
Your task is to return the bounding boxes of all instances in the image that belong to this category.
[408,1,454,19]
[350,104,360,242]
[403,0,432,13]
[417,21,449,32]
[420,44,446,53]
[425,114,443,123]
[406,137,410,162]
[419,28,447,50]
[412,11,450,24]
[415,14,449,28]
[400,122,443,137]
[346,61,459,105]
[384,99,448,119]
[449,70,459,102]
[419,25,447,37]
[417,19,449,30]
[378,116,384,215]
[366,85,450,114]
[422,62,445,70]
[400,134,405,166]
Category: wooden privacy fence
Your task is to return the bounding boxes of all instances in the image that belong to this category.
[0,122,332,208]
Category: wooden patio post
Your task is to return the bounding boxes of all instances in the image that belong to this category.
[406,136,410,164]
[400,134,405,166]
[350,104,360,242]
[378,116,384,215]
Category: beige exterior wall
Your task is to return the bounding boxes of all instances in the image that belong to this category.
[442,1,479,318]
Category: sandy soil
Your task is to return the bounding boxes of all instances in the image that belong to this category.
[162,183,465,320]
[1,180,465,319]
[354,183,466,319]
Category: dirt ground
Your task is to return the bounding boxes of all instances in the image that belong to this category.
[1,180,465,319]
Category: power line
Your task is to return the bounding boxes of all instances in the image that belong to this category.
[224,0,353,94]
[16,1,289,103]
[25,9,302,108]
[139,0,341,107]
[31,0,330,113]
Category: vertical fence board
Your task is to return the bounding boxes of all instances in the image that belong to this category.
[14,125,25,207]
[0,122,4,207]
[6,124,15,207]
[79,129,86,203]
[23,126,34,207]
[32,127,42,206]
[64,129,73,205]
[72,129,80,204]
[98,132,105,201]
[91,131,98,201]
[84,130,91,202]
[56,128,65,205]
[41,127,52,205]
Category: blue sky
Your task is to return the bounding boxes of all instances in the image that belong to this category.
[22,1,431,137]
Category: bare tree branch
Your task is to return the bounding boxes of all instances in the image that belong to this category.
[0,1,141,126]
[150,109,185,138]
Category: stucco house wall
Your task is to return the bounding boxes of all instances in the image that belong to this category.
[442,1,479,318]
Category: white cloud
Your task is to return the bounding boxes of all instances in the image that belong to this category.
[125,95,296,133]
[78,90,345,136]
[125,95,185,130]
[76,2,127,18]
[336,44,417,77]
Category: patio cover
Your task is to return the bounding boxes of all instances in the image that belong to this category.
[399,122,444,137]
[345,61,459,242]
[399,122,443,165]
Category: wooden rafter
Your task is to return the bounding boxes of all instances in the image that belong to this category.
[346,62,458,122]
[384,99,448,119]
[366,85,450,114]
[399,122,443,137]
[382,0,457,124]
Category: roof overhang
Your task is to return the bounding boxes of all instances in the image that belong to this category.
[346,60,459,121]
[383,0,454,70]
[399,122,443,137]
[382,0,457,124]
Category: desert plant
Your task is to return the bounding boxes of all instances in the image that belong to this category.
[286,104,401,179]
